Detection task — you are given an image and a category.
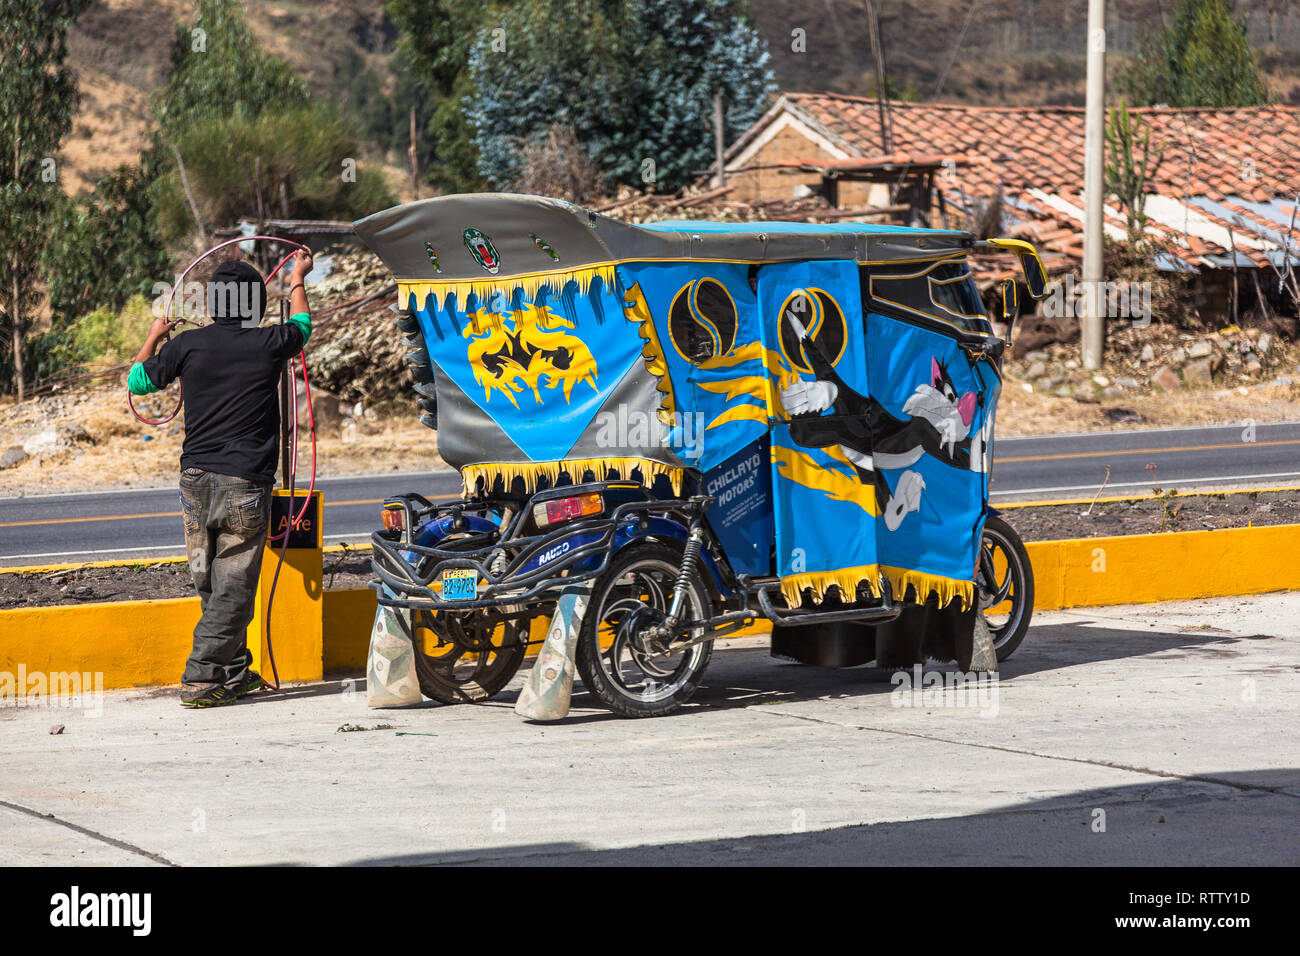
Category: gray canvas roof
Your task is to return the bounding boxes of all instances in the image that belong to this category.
[353,193,975,284]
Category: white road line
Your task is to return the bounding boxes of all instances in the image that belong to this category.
[992,470,1300,497]
[0,470,453,504]
[995,421,1300,442]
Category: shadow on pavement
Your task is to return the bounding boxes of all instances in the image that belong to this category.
[129,620,1279,719]
[343,768,1300,866]
[543,621,1279,723]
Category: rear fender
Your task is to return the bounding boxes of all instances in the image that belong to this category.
[611,515,732,598]
[403,513,500,563]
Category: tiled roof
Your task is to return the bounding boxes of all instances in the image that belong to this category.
[738,93,1300,272]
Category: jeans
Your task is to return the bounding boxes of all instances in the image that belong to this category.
[178,467,272,688]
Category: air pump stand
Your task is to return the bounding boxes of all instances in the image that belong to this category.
[246,299,325,684]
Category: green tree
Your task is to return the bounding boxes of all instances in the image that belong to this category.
[151,105,396,243]
[43,161,169,327]
[1119,0,1272,108]
[154,0,307,138]
[385,0,493,193]
[339,47,433,166]
[0,0,91,399]
[149,1,395,243]
[466,0,775,193]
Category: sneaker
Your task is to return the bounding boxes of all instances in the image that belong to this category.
[229,669,266,699]
[180,683,238,708]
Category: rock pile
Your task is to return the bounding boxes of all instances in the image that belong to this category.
[0,413,97,470]
[291,252,412,415]
[1007,324,1299,400]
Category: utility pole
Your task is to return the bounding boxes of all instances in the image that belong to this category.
[409,106,420,201]
[1082,0,1106,369]
[713,91,726,189]
[864,0,893,154]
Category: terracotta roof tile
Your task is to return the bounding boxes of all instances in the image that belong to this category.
[756,93,1300,272]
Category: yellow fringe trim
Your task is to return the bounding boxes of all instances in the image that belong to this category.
[881,565,974,612]
[461,457,684,497]
[621,281,677,425]
[779,564,974,612]
[400,263,619,314]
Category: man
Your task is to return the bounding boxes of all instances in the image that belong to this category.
[128,250,313,707]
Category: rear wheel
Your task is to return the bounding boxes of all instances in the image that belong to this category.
[976,514,1034,661]
[576,544,714,718]
[409,609,528,703]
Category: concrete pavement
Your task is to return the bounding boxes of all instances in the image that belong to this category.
[1,593,1297,866]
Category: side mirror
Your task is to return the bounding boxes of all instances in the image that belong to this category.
[1018,251,1048,299]
[999,278,1019,321]
[981,238,1049,300]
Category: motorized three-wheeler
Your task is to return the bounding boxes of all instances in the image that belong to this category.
[353,193,1047,718]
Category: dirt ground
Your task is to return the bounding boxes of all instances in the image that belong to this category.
[998,322,1300,433]
[1004,487,1300,540]
[3,489,1294,608]
[0,551,374,610]
[0,384,440,498]
[997,377,1300,433]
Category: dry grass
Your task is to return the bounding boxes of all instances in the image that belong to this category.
[0,384,445,497]
[61,0,185,193]
[997,377,1300,436]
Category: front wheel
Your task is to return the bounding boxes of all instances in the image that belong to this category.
[977,514,1034,661]
[576,544,714,718]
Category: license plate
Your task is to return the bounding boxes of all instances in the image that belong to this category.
[441,568,478,601]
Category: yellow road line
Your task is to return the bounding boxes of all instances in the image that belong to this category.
[0,510,178,529]
[996,438,1300,464]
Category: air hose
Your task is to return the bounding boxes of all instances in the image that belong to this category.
[128,235,319,693]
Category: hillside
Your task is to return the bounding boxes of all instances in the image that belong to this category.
[58,0,1300,196]
[62,0,401,195]
[755,0,1300,106]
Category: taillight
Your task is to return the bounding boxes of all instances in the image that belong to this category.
[381,505,406,532]
[532,492,603,529]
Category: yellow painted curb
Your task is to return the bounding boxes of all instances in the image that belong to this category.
[3,524,1297,691]
[1025,522,1300,610]
[0,597,200,689]
[0,555,189,575]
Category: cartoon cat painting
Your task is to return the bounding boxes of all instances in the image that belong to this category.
[780,310,979,530]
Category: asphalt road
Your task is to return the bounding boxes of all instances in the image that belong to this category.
[1,421,1298,566]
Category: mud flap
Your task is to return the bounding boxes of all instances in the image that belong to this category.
[514,584,592,721]
[367,602,423,708]
[968,612,998,673]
